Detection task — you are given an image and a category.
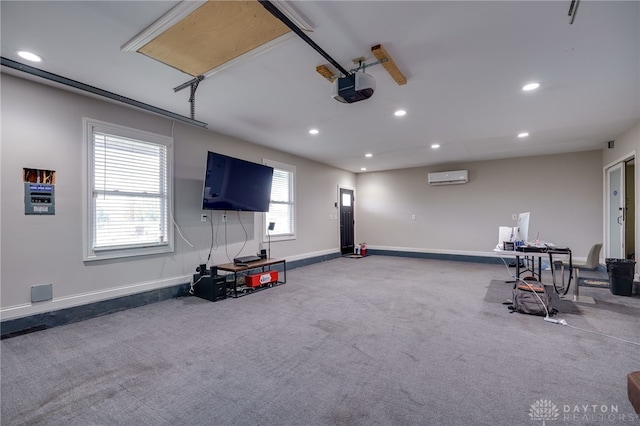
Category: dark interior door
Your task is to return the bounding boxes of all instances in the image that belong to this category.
[340,188,354,255]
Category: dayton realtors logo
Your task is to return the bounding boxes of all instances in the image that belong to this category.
[529,399,560,425]
[529,399,639,424]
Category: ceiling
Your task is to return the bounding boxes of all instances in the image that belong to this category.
[1,1,639,173]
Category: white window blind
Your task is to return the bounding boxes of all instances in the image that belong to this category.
[264,160,295,238]
[84,119,173,260]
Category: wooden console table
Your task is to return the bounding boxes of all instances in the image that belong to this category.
[216,258,287,298]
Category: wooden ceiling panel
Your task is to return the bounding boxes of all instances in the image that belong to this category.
[138,1,291,77]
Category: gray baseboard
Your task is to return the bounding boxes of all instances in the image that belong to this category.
[1,252,343,339]
[1,284,191,339]
[287,252,342,269]
[13,249,609,338]
[5,250,609,338]
[367,249,504,265]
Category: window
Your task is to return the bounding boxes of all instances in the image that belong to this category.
[264,159,295,240]
[83,119,173,260]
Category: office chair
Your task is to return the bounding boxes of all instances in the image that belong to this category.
[561,243,602,286]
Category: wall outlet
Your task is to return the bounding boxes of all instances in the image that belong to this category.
[222,214,227,222]
[512,214,517,220]
[201,214,207,222]
[411,214,416,220]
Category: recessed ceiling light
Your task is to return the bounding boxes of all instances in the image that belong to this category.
[522,82,540,91]
[431,143,440,149]
[309,128,319,135]
[394,109,407,117]
[360,167,367,171]
[365,153,373,158]
[17,50,43,62]
[518,132,529,138]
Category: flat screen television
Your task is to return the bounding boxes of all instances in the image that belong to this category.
[202,151,274,212]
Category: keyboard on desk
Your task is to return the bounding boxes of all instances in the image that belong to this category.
[516,245,547,253]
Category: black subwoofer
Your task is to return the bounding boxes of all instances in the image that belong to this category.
[193,275,227,302]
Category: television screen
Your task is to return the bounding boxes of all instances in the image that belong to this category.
[202,152,274,212]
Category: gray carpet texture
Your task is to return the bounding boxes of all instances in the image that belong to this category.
[2,256,639,426]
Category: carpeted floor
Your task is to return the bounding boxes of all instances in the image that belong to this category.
[342,254,367,259]
[2,256,639,425]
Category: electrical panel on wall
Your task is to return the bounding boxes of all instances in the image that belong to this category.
[23,168,56,215]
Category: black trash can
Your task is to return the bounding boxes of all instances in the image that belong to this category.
[605,258,635,296]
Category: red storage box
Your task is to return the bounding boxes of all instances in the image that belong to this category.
[245,270,278,288]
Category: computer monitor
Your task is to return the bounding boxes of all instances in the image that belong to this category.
[516,212,530,243]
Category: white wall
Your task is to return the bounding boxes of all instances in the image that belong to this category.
[356,150,604,258]
[0,74,355,319]
[2,71,631,322]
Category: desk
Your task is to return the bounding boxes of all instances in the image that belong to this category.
[217,258,286,298]
[494,248,573,288]
[495,247,595,303]
[494,249,548,282]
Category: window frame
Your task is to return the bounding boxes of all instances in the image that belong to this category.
[82,118,174,261]
[263,159,296,242]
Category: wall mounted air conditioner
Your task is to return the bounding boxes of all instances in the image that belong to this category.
[427,170,469,186]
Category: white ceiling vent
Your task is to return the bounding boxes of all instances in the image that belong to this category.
[427,170,469,185]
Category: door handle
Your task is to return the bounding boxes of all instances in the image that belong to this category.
[617,216,623,225]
